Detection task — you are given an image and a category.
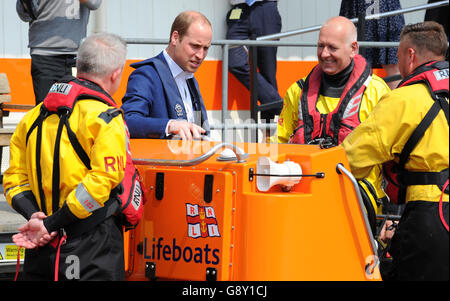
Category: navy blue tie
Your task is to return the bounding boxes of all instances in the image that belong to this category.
[186,78,203,126]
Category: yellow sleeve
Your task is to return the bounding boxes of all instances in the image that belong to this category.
[3,108,41,206]
[342,90,407,180]
[270,80,303,143]
[65,111,127,219]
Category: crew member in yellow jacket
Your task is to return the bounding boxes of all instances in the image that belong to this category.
[3,33,128,280]
[342,21,449,281]
[271,17,390,225]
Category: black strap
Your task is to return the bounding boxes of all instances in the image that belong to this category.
[54,108,125,236]
[399,168,449,186]
[26,107,51,215]
[98,108,123,125]
[186,78,201,111]
[24,81,119,226]
[186,78,204,127]
[65,198,120,238]
[437,95,449,125]
[51,111,69,214]
[296,78,305,90]
[26,106,48,145]
[64,117,91,169]
[35,113,47,215]
[395,95,449,202]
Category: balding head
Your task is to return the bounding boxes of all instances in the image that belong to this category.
[322,16,358,44]
[317,16,359,75]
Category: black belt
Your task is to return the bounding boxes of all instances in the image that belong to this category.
[398,168,449,194]
[64,198,120,238]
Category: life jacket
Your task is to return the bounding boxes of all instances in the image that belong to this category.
[290,54,372,147]
[382,61,449,204]
[26,76,146,232]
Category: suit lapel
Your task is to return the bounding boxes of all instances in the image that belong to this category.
[152,52,187,120]
[151,52,209,133]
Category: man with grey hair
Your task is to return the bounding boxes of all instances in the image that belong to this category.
[4,32,128,280]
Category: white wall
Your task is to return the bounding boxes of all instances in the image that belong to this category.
[0,0,429,61]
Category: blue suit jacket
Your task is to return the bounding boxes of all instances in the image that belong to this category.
[121,52,209,138]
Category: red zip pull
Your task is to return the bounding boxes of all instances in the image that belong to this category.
[14,247,22,281]
[54,229,67,281]
[439,179,449,232]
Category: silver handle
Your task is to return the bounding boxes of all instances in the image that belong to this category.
[336,163,378,262]
[132,142,249,167]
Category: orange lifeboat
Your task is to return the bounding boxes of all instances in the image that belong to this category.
[124,139,380,281]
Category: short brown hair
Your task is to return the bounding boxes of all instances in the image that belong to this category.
[400,21,448,57]
[169,11,211,41]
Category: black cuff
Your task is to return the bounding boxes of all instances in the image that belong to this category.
[11,190,40,220]
[43,203,79,233]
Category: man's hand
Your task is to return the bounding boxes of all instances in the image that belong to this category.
[13,212,57,249]
[380,220,397,244]
[168,120,206,140]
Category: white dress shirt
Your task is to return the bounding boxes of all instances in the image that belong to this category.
[162,50,197,135]
[163,50,195,123]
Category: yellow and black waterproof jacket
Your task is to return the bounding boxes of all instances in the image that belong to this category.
[3,79,127,233]
[342,80,449,204]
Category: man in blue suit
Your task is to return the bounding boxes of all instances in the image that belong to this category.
[121,11,212,140]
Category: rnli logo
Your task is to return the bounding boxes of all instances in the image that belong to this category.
[131,181,142,211]
[186,204,220,239]
[434,69,449,81]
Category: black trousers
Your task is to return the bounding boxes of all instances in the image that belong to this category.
[21,216,125,281]
[31,54,76,105]
[226,1,282,121]
[385,201,449,281]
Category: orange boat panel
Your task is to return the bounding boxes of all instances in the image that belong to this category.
[125,139,380,281]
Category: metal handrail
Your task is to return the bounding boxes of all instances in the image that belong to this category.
[336,163,378,257]
[124,1,448,142]
[132,142,249,166]
[210,123,277,130]
[124,37,400,142]
[125,38,399,48]
[258,0,449,41]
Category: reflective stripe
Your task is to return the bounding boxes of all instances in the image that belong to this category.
[5,183,30,198]
[342,94,363,120]
[75,183,101,213]
[362,74,372,88]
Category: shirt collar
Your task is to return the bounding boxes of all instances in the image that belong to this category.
[163,49,193,80]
